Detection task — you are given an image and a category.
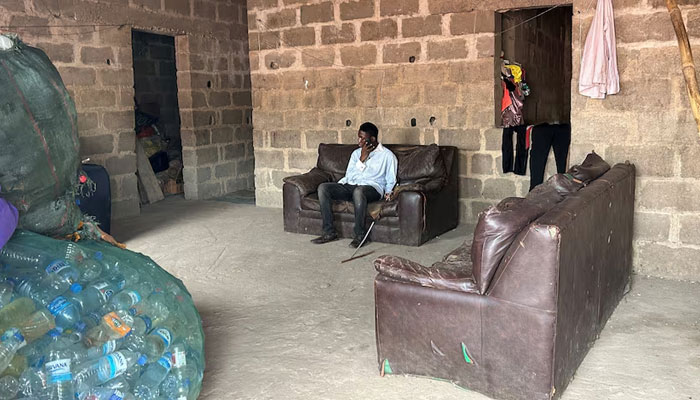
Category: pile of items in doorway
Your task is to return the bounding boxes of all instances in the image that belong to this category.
[134,102,183,204]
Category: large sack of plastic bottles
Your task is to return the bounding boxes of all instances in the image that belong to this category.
[0,32,205,400]
[0,230,205,399]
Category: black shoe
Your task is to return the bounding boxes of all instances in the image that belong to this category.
[349,236,371,248]
[311,233,339,244]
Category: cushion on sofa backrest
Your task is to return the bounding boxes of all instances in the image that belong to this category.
[471,197,549,293]
[390,144,446,183]
[317,144,356,175]
[568,152,611,184]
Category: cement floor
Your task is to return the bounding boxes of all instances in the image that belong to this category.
[112,196,700,400]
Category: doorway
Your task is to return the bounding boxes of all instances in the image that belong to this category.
[131,30,184,199]
[497,6,573,126]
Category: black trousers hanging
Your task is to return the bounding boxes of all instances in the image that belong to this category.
[529,124,571,191]
[502,125,528,175]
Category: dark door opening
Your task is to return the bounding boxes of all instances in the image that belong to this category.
[132,30,183,199]
[497,6,573,126]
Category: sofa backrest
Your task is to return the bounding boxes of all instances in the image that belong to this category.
[485,163,635,312]
[316,143,456,184]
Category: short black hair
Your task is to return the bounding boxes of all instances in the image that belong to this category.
[359,122,379,138]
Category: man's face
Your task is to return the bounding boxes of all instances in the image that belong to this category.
[357,130,375,146]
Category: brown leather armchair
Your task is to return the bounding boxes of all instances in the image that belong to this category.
[283,143,459,246]
[373,157,635,399]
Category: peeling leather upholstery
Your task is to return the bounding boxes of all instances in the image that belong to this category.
[374,159,635,400]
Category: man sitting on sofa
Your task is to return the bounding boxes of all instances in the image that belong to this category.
[311,122,398,248]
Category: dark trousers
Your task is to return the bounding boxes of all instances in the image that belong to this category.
[318,183,381,238]
[529,124,571,191]
[502,125,529,175]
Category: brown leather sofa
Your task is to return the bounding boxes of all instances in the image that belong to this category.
[373,155,635,399]
[283,143,459,246]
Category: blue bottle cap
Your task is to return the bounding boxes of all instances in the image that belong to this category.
[94,251,103,261]
[137,355,148,366]
[48,329,61,338]
[70,283,82,293]
[75,321,86,332]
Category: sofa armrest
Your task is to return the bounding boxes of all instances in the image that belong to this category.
[374,255,478,293]
[282,168,333,196]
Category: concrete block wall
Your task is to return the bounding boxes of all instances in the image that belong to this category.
[0,0,253,219]
[248,0,700,281]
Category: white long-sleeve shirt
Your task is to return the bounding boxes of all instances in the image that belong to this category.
[338,143,397,196]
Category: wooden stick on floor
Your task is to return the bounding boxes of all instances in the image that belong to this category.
[667,0,700,136]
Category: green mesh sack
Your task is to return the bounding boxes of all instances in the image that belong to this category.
[0,230,205,399]
[0,34,82,237]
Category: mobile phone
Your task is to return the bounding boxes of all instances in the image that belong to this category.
[365,138,372,146]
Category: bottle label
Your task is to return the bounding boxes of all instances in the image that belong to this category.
[139,315,152,331]
[45,359,72,383]
[109,392,124,400]
[101,340,118,355]
[98,352,128,381]
[48,296,71,317]
[45,260,69,274]
[127,291,141,304]
[172,349,187,368]
[93,281,114,302]
[0,327,26,348]
[152,328,171,348]
[103,312,131,338]
[157,355,172,371]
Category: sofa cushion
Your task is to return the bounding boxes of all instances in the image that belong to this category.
[567,152,610,184]
[391,144,446,184]
[374,254,479,293]
[300,193,398,217]
[471,197,549,293]
[317,144,356,175]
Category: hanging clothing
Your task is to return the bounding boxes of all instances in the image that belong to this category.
[579,0,620,99]
[501,80,524,128]
[529,124,571,191]
[505,64,523,83]
[502,125,529,176]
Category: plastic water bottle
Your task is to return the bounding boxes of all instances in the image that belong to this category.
[122,354,147,387]
[72,338,122,366]
[15,309,55,342]
[45,294,82,330]
[132,327,171,360]
[79,251,107,283]
[0,242,49,270]
[17,366,47,398]
[0,282,12,309]
[160,344,194,400]
[134,352,172,400]
[72,350,140,393]
[0,329,26,374]
[84,312,132,346]
[104,281,153,313]
[131,291,170,327]
[0,375,19,399]
[44,332,74,400]
[70,277,121,314]
[0,298,35,332]
[79,387,136,400]
[39,260,80,294]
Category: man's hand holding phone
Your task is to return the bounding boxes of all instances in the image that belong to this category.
[360,138,374,162]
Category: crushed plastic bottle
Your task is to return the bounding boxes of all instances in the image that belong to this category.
[160,343,194,400]
[14,309,56,342]
[84,312,132,346]
[73,350,140,394]
[44,332,74,400]
[18,366,47,398]
[0,329,26,374]
[0,282,12,309]
[133,352,172,400]
[0,375,19,399]
[0,298,35,333]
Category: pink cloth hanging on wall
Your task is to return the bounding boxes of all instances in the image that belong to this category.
[579,0,620,99]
